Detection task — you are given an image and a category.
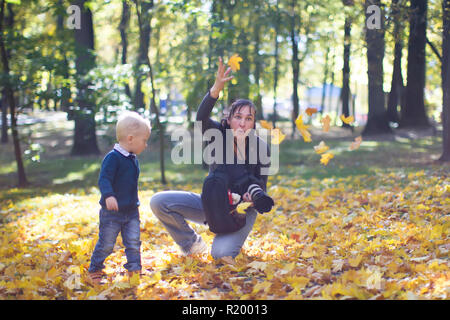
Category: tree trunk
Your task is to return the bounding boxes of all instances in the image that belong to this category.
[1,3,13,143]
[71,0,99,155]
[120,0,131,98]
[321,45,330,115]
[135,0,166,184]
[253,18,263,120]
[0,0,27,186]
[133,0,152,111]
[440,0,450,161]
[272,0,280,128]
[1,90,7,143]
[387,0,404,124]
[362,0,392,136]
[341,16,352,129]
[57,0,72,119]
[291,0,300,138]
[401,0,429,128]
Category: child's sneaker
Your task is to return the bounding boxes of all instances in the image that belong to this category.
[183,236,208,256]
[87,270,106,285]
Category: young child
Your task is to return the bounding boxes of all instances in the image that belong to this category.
[88,111,151,283]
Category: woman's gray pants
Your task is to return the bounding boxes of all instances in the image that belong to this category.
[149,191,257,260]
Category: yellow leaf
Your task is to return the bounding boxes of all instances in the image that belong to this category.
[295,115,308,131]
[321,115,331,132]
[252,281,271,294]
[271,128,286,145]
[259,120,273,130]
[295,115,312,142]
[313,141,329,154]
[320,152,334,166]
[236,202,252,214]
[247,261,268,272]
[348,255,363,267]
[349,136,362,151]
[301,246,316,258]
[286,276,310,291]
[228,54,243,72]
[340,115,354,125]
[129,272,140,286]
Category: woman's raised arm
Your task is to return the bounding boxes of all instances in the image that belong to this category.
[196,57,234,131]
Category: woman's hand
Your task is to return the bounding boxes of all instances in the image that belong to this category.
[242,192,253,203]
[210,57,234,99]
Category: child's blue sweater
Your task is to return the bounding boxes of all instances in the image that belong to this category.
[98,148,140,212]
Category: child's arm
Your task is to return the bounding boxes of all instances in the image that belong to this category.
[98,153,119,211]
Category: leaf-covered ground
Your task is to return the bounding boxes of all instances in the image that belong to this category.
[0,115,449,299]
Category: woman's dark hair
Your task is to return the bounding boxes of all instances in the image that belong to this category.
[221,99,257,129]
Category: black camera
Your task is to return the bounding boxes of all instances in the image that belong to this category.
[247,183,274,213]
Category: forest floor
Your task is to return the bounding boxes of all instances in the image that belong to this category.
[0,111,448,300]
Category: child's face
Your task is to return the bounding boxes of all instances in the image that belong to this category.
[128,127,151,155]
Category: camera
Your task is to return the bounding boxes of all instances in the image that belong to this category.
[231,174,274,214]
[247,183,274,213]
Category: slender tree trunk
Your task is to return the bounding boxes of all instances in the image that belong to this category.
[1,88,7,143]
[0,0,27,186]
[133,0,152,111]
[253,19,263,120]
[362,0,392,136]
[291,0,300,137]
[57,0,72,119]
[321,45,330,115]
[71,0,99,155]
[1,3,13,143]
[387,0,404,124]
[328,50,335,116]
[342,16,352,129]
[120,0,131,98]
[401,0,429,128]
[135,0,166,184]
[272,0,280,128]
[440,0,450,161]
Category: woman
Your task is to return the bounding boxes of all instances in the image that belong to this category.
[150,58,271,262]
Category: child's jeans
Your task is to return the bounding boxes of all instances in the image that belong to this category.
[150,191,257,259]
[88,208,141,272]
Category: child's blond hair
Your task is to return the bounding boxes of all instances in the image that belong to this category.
[116,111,151,142]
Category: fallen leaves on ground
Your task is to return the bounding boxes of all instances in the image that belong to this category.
[0,169,449,300]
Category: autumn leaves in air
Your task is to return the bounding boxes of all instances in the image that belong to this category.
[226,54,363,166]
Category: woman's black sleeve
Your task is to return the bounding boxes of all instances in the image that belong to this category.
[196,90,222,132]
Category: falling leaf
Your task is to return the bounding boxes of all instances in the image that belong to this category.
[271,128,286,145]
[321,115,331,132]
[349,136,362,151]
[340,115,355,125]
[314,141,329,154]
[295,115,312,142]
[320,152,334,166]
[259,120,273,130]
[295,115,308,131]
[305,108,318,116]
[236,202,252,214]
[228,54,243,72]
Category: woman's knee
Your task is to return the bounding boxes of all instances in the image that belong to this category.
[150,192,169,216]
[211,241,240,260]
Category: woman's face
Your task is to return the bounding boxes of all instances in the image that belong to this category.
[227,105,255,139]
